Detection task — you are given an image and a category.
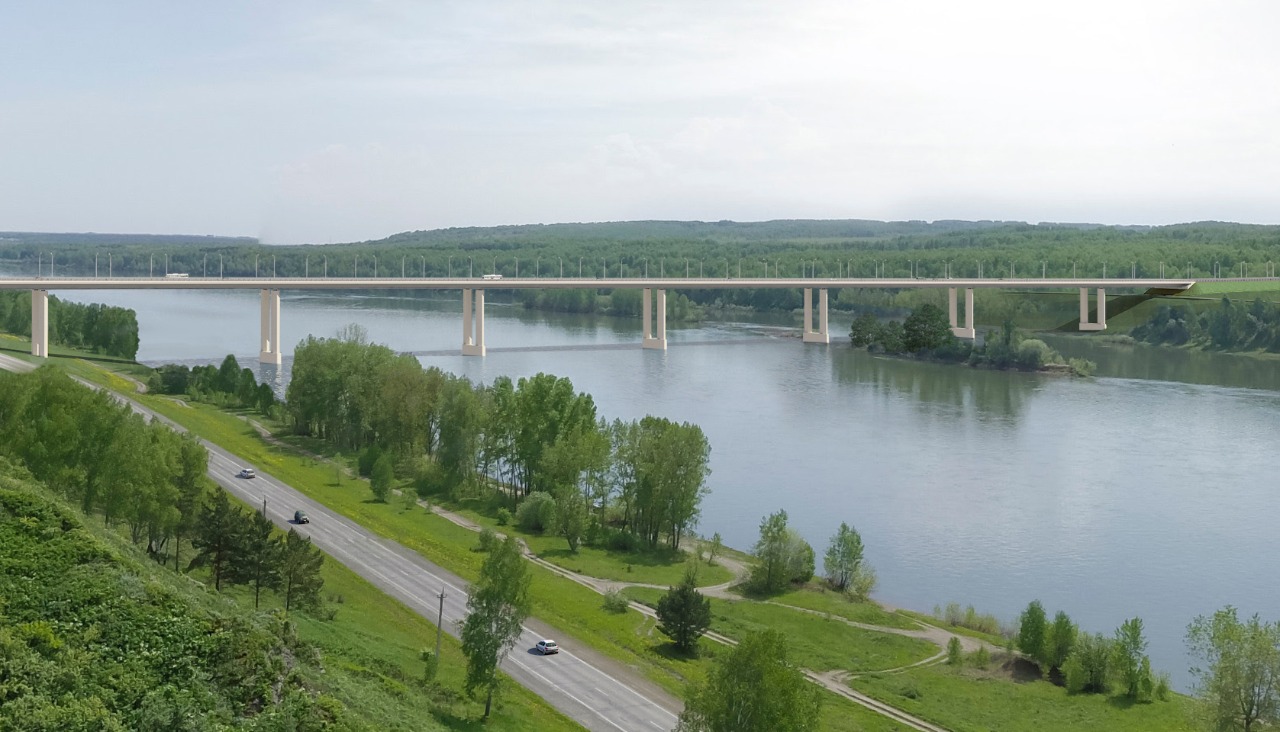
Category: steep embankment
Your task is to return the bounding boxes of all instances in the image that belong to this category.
[0,457,348,731]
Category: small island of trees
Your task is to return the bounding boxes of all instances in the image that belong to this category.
[849,304,1096,376]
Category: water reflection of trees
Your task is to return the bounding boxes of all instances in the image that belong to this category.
[831,347,1037,422]
[1043,335,1280,392]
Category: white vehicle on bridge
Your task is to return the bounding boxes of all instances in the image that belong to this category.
[481,273,503,280]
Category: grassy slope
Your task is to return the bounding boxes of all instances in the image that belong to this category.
[850,664,1195,732]
[0,463,579,731]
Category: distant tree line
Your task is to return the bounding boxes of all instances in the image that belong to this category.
[1133,297,1280,352]
[0,367,322,608]
[0,290,139,359]
[6,221,1279,318]
[147,353,279,415]
[284,330,712,554]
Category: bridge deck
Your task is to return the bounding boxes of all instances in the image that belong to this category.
[0,276,1199,291]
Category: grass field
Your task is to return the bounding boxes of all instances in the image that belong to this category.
[754,585,921,631]
[434,497,735,588]
[849,663,1197,732]
[624,587,937,674]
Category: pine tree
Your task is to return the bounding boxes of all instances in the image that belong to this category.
[280,528,325,611]
[657,566,712,653]
[188,488,244,591]
[231,509,283,609]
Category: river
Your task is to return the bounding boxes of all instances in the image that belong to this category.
[48,286,1280,690]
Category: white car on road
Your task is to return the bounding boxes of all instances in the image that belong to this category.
[535,639,559,655]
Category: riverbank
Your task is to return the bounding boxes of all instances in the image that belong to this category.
[8,341,1205,731]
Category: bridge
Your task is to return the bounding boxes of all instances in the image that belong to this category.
[0,276,1199,362]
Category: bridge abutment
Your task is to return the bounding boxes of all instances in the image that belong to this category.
[30,290,48,358]
[802,288,830,344]
[1079,287,1107,331]
[462,288,486,356]
[642,288,667,350]
[258,289,282,365]
[948,287,976,339]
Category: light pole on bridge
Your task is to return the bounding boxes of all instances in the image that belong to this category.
[273,255,276,278]
[253,254,257,278]
[372,255,377,278]
[448,257,452,277]
[421,256,425,277]
[558,257,563,278]
[468,257,473,278]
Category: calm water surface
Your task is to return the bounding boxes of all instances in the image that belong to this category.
[57,287,1280,690]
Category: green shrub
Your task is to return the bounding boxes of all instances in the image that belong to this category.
[946,637,962,666]
[601,589,630,614]
[971,646,990,669]
[495,507,512,526]
[515,492,558,534]
[474,527,498,553]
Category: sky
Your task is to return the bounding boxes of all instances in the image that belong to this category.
[1,0,1277,244]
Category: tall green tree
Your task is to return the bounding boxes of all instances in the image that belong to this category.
[1187,606,1280,731]
[370,453,395,503]
[1047,610,1077,671]
[511,373,597,495]
[461,535,532,718]
[279,528,325,611]
[1017,600,1048,667]
[677,630,822,732]
[822,522,864,592]
[902,303,954,352]
[1114,616,1150,700]
[171,437,207,572]
[750,510,792,595]
[656,566,712,654]
[188,488,244,591]
[232,510,283,609]
[1062,632,1112,694]
[848,313,879,347]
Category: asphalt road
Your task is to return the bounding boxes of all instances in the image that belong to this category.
[0,354,681,732]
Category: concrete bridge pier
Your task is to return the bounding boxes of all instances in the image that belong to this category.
[258,289,282,365]
[802,288,830,344]
[30,289,49,357]
[1079,287,1107,331]
[948,287,976,339]
[462,288,486,356]
[642,288,667,350]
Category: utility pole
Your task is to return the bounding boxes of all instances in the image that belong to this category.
[434,587,447,661]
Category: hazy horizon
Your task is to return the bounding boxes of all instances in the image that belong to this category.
[3,2,1278,244]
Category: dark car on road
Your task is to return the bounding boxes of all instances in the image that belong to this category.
[294,510,310,524]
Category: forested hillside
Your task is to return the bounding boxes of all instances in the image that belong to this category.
[4,220,1278,285]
